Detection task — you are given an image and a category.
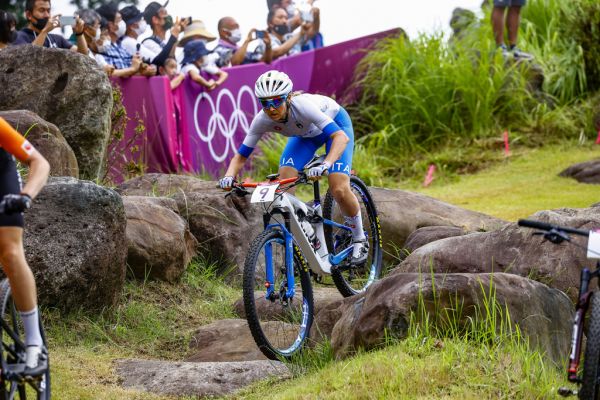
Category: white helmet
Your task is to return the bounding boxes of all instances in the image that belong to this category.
[254,70,293,98]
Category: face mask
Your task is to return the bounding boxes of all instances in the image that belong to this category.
[228,28,241,43]
[32,17,48,31]
[273,23,289,36]
[94,28,101,41]
[97,38,110,53]
[163,15,173,30]
[116,20,126,37]
[134,20,147,36]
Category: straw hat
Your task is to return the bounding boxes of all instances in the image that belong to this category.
[178,19,216,46]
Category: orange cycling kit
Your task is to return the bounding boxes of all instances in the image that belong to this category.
[0,117,36,227]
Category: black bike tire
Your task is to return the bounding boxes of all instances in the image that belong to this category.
[323,175,383,297]
[242,228,314,360]
[580,292,600,400]
[0,279,51,400]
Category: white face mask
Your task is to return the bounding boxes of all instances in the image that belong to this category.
[94,28,101,41]
[116,20,126,37]
[134,20,147,36]
[97,38,111,53]
[228,28,241,43]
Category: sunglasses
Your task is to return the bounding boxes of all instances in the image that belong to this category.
[259,96,287,109]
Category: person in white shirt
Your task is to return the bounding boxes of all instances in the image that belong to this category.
[180,39,228,91]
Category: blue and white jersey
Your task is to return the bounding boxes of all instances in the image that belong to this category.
[238,93,343,157]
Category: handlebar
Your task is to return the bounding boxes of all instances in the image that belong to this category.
[518,219,590,238]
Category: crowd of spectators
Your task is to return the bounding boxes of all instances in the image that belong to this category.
[0,0,323,90]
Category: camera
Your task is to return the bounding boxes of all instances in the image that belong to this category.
[254,30,265,40]
[59,15,76,26]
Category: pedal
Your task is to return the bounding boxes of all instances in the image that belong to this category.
[558,387,576,397]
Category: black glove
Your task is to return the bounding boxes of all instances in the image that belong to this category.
[2,194,32,214]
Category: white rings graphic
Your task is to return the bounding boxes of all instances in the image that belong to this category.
[193,85,258,163]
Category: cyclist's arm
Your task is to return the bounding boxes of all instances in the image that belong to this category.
[324,131,349,166]
[224,153,248,178]
[0,118,50,199]
[224,117,266,178]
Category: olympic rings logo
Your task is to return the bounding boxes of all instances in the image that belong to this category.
[193,85,258,163]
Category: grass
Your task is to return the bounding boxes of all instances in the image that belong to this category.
[409,142,599,221]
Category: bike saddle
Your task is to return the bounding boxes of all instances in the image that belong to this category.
[304,154,326,170]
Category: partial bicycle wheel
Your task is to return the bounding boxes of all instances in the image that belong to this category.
[580,291,600,400]
[243,228,314,360]
[323,175,383,297]
[0,279,50,400]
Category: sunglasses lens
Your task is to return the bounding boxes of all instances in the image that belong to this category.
[260,96,286,109]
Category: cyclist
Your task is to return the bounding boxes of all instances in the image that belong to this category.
[0,117,50,375]
[219,70,368,265]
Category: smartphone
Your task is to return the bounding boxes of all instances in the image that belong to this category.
[186,16,193,25]
[254,30,265,40]
[59,15,76,26]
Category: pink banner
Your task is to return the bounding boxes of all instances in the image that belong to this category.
[108,29,400,182]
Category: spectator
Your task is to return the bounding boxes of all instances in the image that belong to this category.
[159,56,184,90]
[96,3,134,69]
[178,19,216,48]
[142,1,188,56]
[119,5,180,70]
[266,7,308,60]
[181,39,228,91]
[79,9,141,78]
[13,0,88,55]
[491,0,532,59]
[213,16,272,67]
[0,10,17,50]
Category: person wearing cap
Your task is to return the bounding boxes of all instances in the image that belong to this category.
[142,1,188,55]
[181,39,228,91]
[119,4,181,72]
[79,9,142,78]
[213,16,272,67]
[13,0,88,55]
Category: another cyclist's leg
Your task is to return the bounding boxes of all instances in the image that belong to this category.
[279,136,319,193]
[0,156,46,374]
[325,108,368,264]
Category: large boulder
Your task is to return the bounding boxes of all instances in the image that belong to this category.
[21,177,127,311]
[0,46,112,180]
[398,207,600,300]
[559,159,600,184]
[116,359,290,398]
[117,174,263,277]
[402,226,467,258]
[370,187,507,262]
[0,110,78,177]
[319,272,572,365]
[123,196,197,282]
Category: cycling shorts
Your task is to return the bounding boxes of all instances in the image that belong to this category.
[493,0,526,7]
[279,107,354,175]
[0,149,24,228]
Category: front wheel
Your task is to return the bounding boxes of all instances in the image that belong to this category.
[323,175,383,297]
[581,292,600,400]
[243,228,314,360]
[0,279,51,400]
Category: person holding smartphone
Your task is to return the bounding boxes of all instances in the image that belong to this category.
[13,0,88,55]
[213,16,272,67]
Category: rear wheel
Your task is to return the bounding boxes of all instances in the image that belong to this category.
[581,292,600,400]
[0,279,50,400]
[243,228,314,360]
[323,175,383,297]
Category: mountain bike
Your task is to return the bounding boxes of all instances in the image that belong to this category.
[0,199,50,400]
[230,156,383,360]
[518,218,600,399]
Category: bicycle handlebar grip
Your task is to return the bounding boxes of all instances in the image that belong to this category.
[517,219,554,231]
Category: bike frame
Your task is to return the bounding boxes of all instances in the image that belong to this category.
[568,262,600,383]
[246,177,354,301]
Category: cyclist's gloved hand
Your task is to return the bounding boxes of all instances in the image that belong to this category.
[308,161,331,179]
[2,194,32,214]
[219,176,235,190]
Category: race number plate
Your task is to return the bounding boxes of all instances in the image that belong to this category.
[588,230,600,259]
[251,183,279,203]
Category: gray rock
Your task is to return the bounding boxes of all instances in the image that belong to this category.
[117,174,263,278]
[116,359,290,398]
[0,110,78,177]
[398,207,600,300]
[0,46,112,180]
[559,159,600,184]
[21,177,126,311]
[402,226,467,258]
[324,272,572,365]
[123,196,197,282]
[370,187,507,262]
